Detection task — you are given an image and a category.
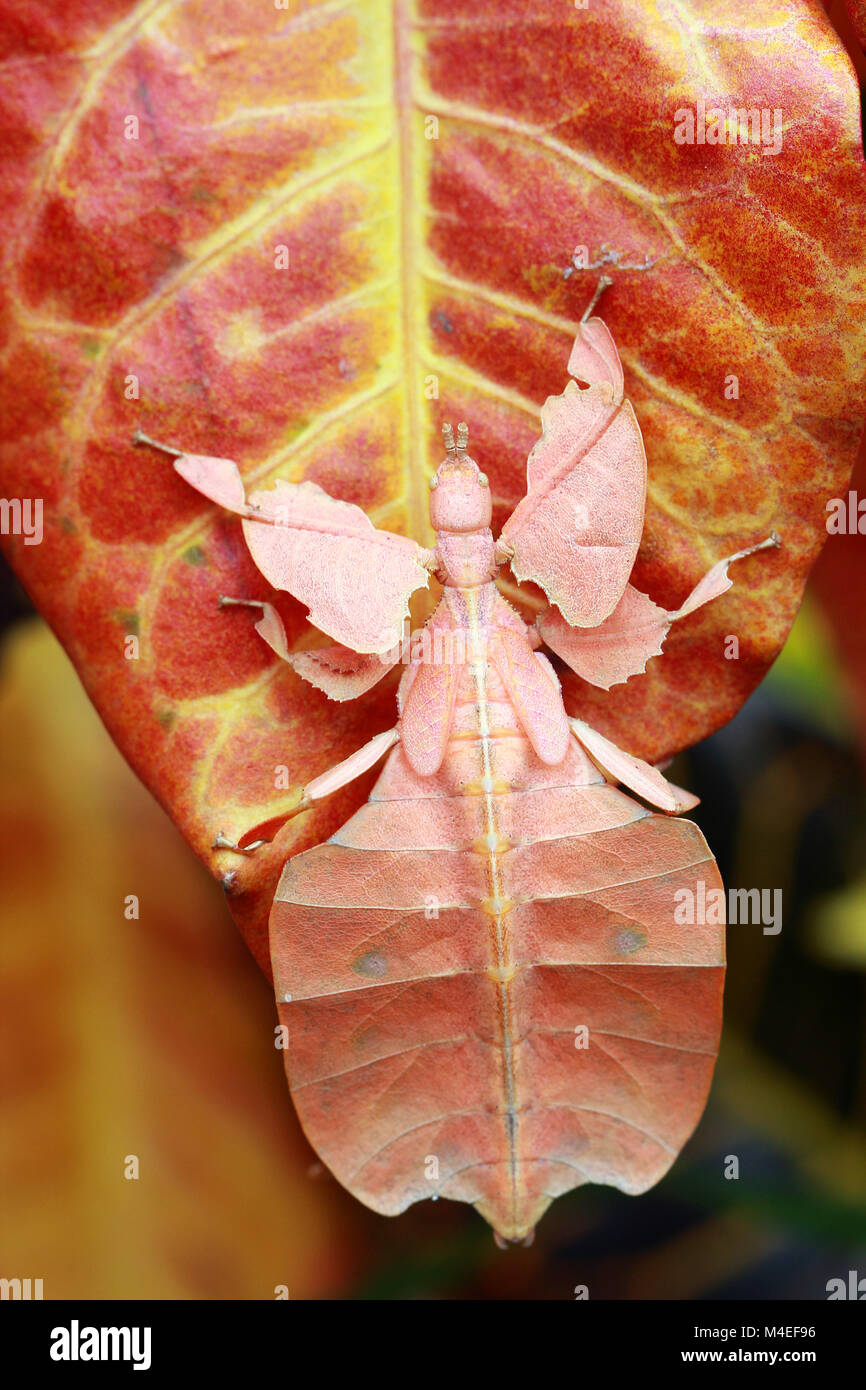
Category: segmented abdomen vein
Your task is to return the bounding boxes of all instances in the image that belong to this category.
[463,590,521,1223]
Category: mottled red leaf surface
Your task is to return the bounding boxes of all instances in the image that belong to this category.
[0,0,864,981]
[842,0,866,53]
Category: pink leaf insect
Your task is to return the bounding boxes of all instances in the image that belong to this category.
[152,279,779,1245]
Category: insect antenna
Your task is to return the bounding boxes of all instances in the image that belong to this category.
[456,421,469,456]
[441,422,456,454]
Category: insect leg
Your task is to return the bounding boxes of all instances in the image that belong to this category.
[569,717,699,814]
[217,595,292,662]
[303,726,400,802]
[580,273,613,322]
[213,832,276,853]
[212,727,400,854]
[670,532,781,623]
[131,429,185,456]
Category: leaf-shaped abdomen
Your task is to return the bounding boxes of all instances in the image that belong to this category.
[270,742,724,1239]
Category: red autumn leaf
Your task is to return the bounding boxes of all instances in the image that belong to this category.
[0,0,864,1232]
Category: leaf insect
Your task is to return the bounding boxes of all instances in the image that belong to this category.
[136,278,779,1244]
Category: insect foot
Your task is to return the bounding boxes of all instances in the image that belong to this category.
[212,789,313,855]
[217,595,266,613]
[212,832,269,854]
[131,429,185,457]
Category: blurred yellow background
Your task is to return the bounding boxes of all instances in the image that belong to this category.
[0,620,359,1299]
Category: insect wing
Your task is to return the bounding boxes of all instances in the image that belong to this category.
[175,454,430,655]
[500,316,646,628]
[399,657,461,777]
[490,630,571,765]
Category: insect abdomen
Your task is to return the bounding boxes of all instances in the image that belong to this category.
[269,731,725,1240]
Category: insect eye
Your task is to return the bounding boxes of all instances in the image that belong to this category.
[477,473,489,487]
[429,474,439,490]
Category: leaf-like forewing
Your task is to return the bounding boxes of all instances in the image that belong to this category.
[399,659,461,776]
[242,479,428,654]
[490,630,571,764]
[175,453,429,653]
[500,316,646,627]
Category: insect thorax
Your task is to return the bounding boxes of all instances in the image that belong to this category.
[435,529,496,588]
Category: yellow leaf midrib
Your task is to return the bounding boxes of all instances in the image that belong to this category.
[392,0,433,546]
